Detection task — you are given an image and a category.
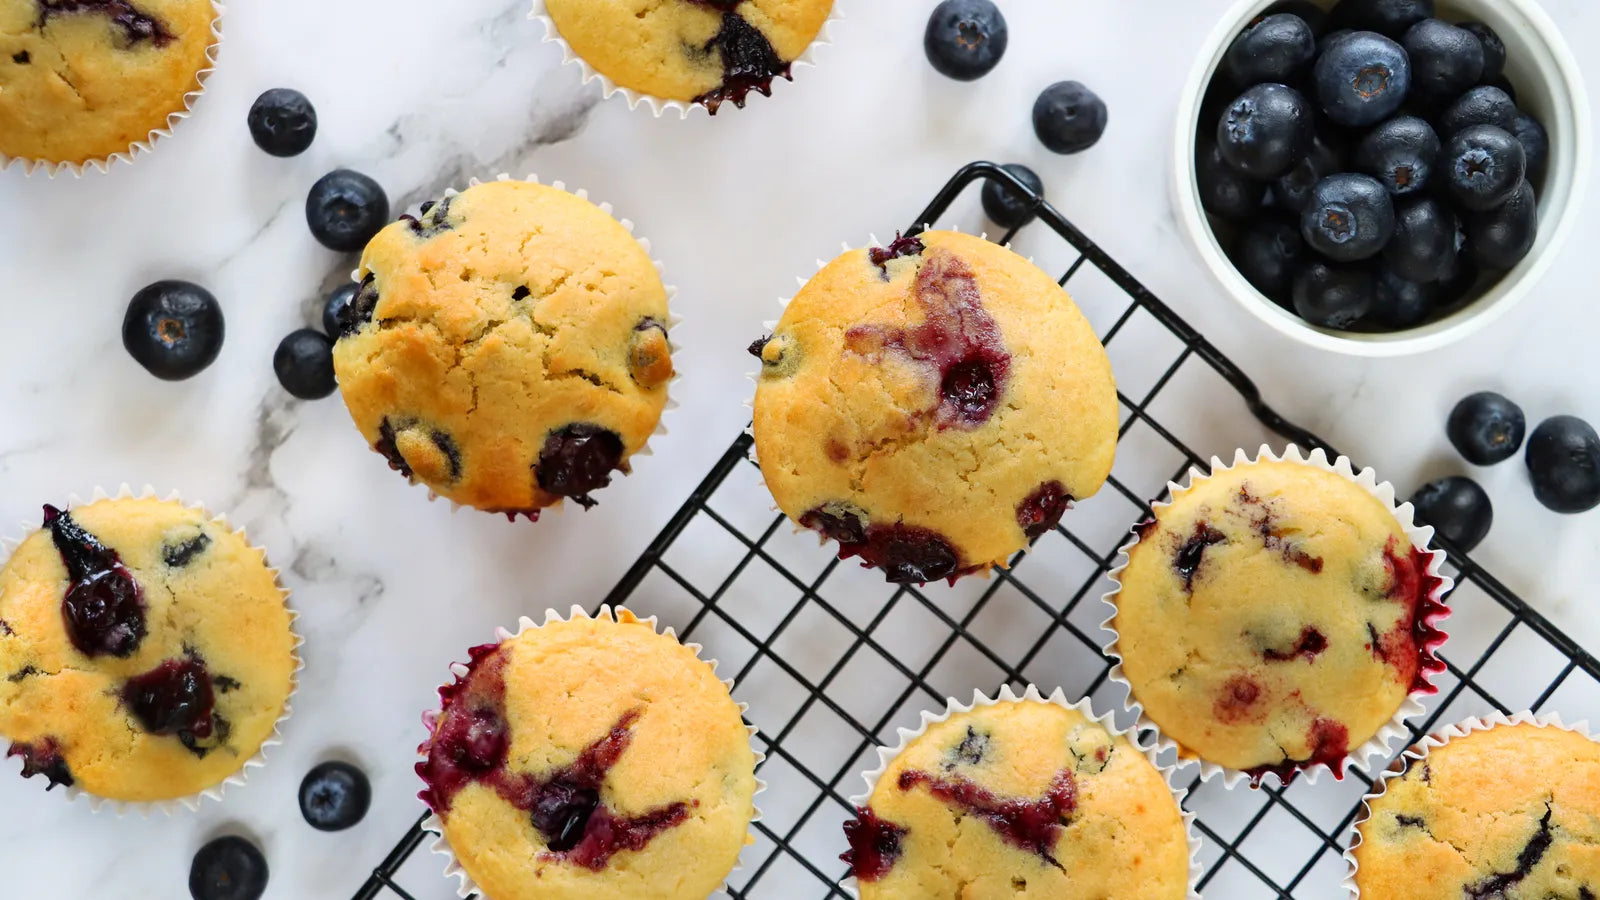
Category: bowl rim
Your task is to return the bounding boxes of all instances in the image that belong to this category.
[1172,0,1592,358]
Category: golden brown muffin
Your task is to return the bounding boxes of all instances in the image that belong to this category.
[542,0,833,111]
[0,496,295,803]
[1111,453,1448,783]
[842,695,1191,898]
[751,230,1118,584]
[417,609,758,900]
[1352,722,1600,899]
[332,179,674,517]
[0,0,217,166]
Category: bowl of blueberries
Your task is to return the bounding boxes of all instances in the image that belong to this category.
[1174,0,1589,356]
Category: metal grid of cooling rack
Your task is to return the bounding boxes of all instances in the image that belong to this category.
[353,162,1600,900]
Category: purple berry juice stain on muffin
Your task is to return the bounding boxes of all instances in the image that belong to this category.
[431,430,463,483]
[841,806,909,882]
[1213,674,1264,724]
[1173,521,1226,592]
[896,767,1078,870]
[45,505,147,659]
[800,505,975,584]
[6,737,74,789]
[1261,627,1328,663]
[418,642,512,812]
[1233,486,1324,573]
[694,11,792,113]
[537,424,625,510]
[1016,481,1072,538]
[628,318,674,388]
[1369,537,1447,693]
[122,656,218,740]
[38,0,173,47]
[1245,716,1349,786]
[946,726,992,768]
[373,419,413,479]
[868,234,926,277]
[1464,805,1553,899]
[161,530,211,568]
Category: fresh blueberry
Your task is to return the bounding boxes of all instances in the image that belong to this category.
[189,836,268,900]
[980,164,1044,230]
[1218,83,1314,178]
[1231,219,1306,304]
[1225,13,1317,87]
[1447,391,1526,466]
[1444,125,1526,211]
[1526,416,1600,514]
[1436,249,1479,307]
[1511,112,1549,183]
[1368,266,1439,330]
[306,169,390,253]
[1258,1,1329,36]
[1355,115,1440,196]
[1033,81,1108,154]
[1318,28,1355,60]
[321,283,358,338]
[246,88,316,158]
[1197,139,1267,219]
[923,0,1006,81]
[1330,0,1433,38]
[1293,260,1376,328]
[273,329,337,400]
[1409,476,1493,551]
[122,281,225,381]
[299,761,372,832]
[1466,178,1536,269]
[1269,135,1341,214]
[1460,22,1506,83]
[1314,31,1412,127]
[1402,19,1484,102]
[1437,85,1517,136]
[1302,173,1395,261]
[1384,196,1459,282]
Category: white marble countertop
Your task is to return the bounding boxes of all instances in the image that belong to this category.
[2,0,1599,897]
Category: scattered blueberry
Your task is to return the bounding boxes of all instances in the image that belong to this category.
[321,283,359,338]
[1437,85,1517,136]
[1197,139,1266,219]
[1269,135,1340,214]
[1293,260,1376,328]
[1384,196,1459,283]
[1466,178,1536,269]
[247,88,316,158]
[1330,0,1434,38]
[1354,115,1439,196]
[1409,476,1493,551]
[1033,81,1108,154]
[1226,13,1317,86]
[1511,112,1549,183]
[306,169,390,253]
[122,281,225,381]
[1459,22,1505,82]
[189,835,268,900]
[1369,266,1439,329]
[299,761,372,832]
[1231,219,1306,303]
[1313,31,1412,127]
[1218,83,1315,178]
[1444,125,1526,212]
[1402,19,1484,102]
[923,0,1007,81]
[1525,416,1600,514]
[273,329,337,400]
[980,164,1044,230]
[1447,391,1526,466]
[1302,173,1395,261]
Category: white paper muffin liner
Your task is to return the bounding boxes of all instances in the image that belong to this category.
[347,172,680,521]
[0,0,225,177]
[0,485,300,815]
[418,605,765,900]
[1101,444,1455,790]
[1340,710,1596,898]
[840,684,1202,898]
[529,0,841,119]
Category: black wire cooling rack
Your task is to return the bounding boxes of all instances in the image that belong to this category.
[353,162,1600,900]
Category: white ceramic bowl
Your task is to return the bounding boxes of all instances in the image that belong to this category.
[1173,0,1591,357]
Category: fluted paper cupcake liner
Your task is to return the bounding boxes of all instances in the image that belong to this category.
[841,684,1202,898]
[418,605,765,900]
[348,172,680,521]
[529,0,841,119]
[1101,444,1454,789]
[0,0,225,177]
[0,485,300,814]
[1340,710,1595,898]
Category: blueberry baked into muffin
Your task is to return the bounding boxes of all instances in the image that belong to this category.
[0,0,217,166]
[1352,722,1600,898]
[0,497,295,803]
[541,0,833,112]
[751,230,1118,584]
[332,179,675,518]
[417,609,757,900]
[1110,454,1448,783]
[842,696,1191,898]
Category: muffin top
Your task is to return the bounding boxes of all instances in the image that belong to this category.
[1112,457,1446,781]
[0,0,216,165]
[417,610,757,900]
[751,230,1118,584]
[0,497,295,803]
[543,0,833,110]
[1353,723,1600,899]
[332,179,674,517]
[843,699,1191,899]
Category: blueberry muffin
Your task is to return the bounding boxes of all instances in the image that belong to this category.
[1110,455,1448,783]
[542,0,833,112]
[842,697,1191,898]
[0,497,295,803]
[332,179,674,518]
[417,609,757,900]
[750,230,1118,584]
[0,0,217,166]
[1352,722,1600,898]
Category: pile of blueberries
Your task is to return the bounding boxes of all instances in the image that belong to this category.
[1198,0,1549,332]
